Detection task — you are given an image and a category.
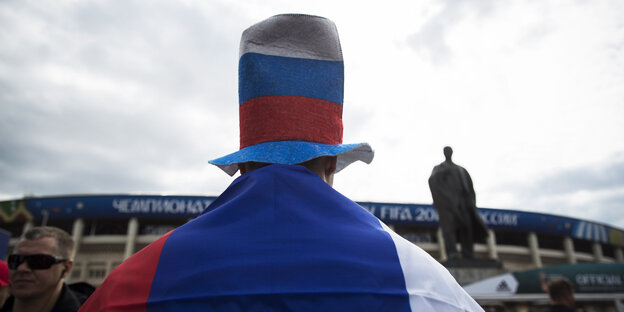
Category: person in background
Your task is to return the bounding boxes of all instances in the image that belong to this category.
[545,278,576,312]
[80,14,483,311]
[1,226,82,312]
[0,261,9,307]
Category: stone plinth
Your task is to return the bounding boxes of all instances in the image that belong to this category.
[442,258,506,286]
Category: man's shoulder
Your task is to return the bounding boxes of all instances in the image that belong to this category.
[52,284,84,312]
[546,304,575,312]
[67,282,95,304]
[0,296,13,312]
[0,285,85,312]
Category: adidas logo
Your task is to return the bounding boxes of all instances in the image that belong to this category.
[496,280,511,292]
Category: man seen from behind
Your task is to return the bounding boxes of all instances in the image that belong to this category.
[80,14,484,311]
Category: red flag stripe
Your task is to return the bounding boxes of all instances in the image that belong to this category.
[240,95,343,149]
[78,231,173,312]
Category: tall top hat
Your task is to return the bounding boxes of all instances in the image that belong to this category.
[209,14,374,176]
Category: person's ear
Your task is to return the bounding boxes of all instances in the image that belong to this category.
[325,157,337,176]
[323,157,337,186]
[239,163,249,175]
[61,260,73,279]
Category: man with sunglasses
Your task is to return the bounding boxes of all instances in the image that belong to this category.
[1,226,82,312]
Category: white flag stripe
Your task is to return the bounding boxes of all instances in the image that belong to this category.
[379,222,484,311]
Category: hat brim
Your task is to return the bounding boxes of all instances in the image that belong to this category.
[209,141,374,176]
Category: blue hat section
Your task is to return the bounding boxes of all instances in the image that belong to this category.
[209,141,374,176]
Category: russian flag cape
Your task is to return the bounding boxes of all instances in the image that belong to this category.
[80,164,482,311]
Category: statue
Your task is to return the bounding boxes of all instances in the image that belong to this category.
[428,146,488,260]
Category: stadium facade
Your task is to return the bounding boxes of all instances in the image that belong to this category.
[2,194,623,308]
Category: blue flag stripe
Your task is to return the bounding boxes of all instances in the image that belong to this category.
[239,53,344,105]
[146,165,411,311]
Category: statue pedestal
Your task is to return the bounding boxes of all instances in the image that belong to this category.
[442,258,505,286]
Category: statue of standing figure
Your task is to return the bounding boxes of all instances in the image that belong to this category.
[428,146,488,260]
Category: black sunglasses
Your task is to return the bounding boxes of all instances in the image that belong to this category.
[8,254,67,270]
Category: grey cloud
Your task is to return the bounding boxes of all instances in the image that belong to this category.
[0,1,245,198]
[586,192,624,228]
[408,14,453,65]
[491,154,624,228]
[406,1,561,65]
[526,157,624,195]
[407,0,499,65]
[534,189,624,229]
[517,20,554,46]
[75,1,239,107]
[2,1,240,108]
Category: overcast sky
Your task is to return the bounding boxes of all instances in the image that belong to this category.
[1,0,623,228]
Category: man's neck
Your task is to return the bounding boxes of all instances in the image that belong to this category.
[13,283,63,312]
[551,299,573,308]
